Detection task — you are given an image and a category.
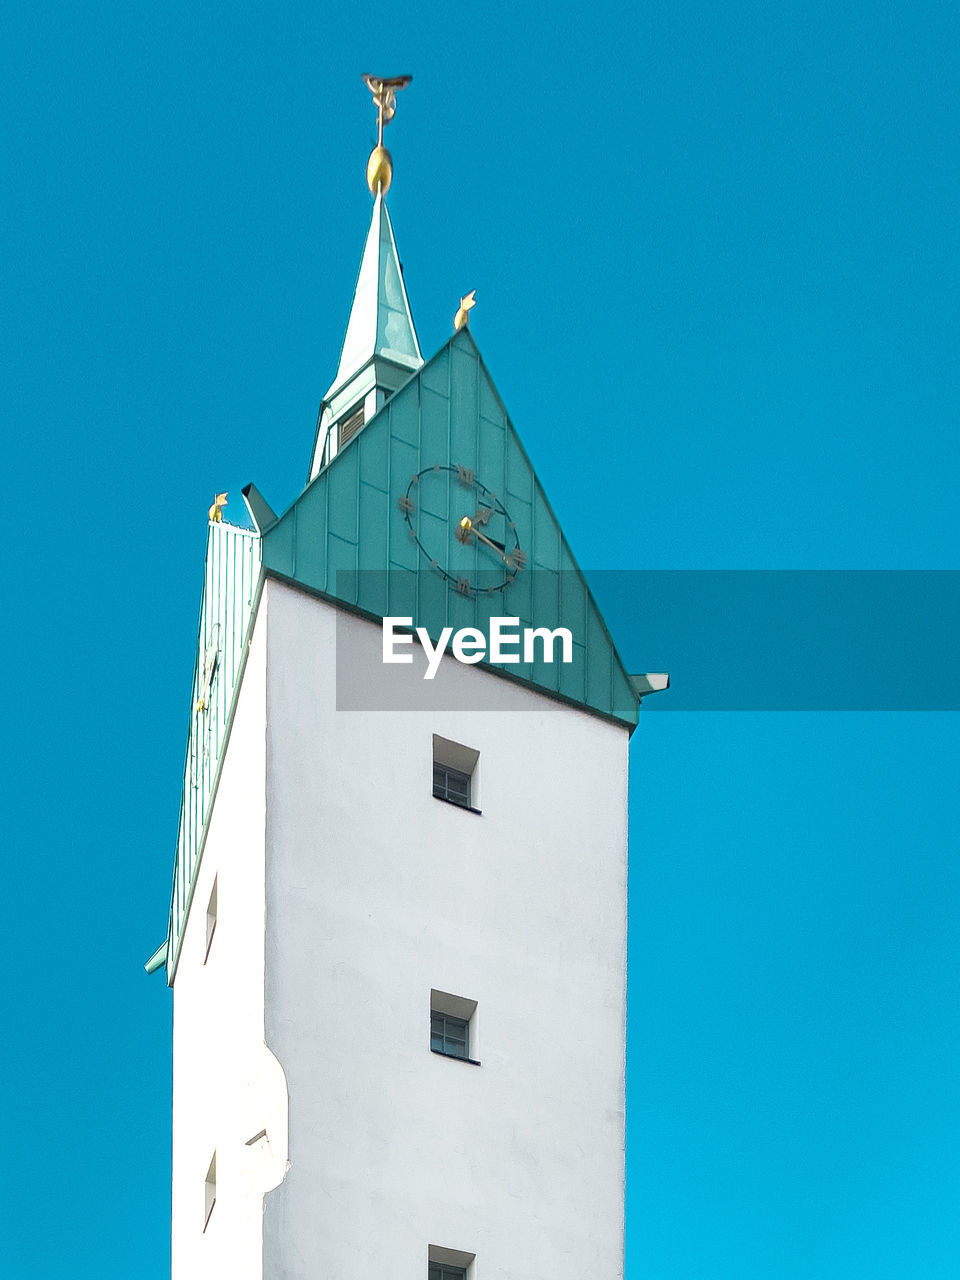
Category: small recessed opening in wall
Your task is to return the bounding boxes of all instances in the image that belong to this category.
[430,989,480,1064]
[204,877,217,963]
[203,1151,216,1231]
[432,735,480,812]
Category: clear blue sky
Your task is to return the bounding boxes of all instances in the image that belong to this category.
[2,2,958,1277]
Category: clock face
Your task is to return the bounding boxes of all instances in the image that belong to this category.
[398,463,527,595]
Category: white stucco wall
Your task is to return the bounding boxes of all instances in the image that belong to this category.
[261,579,630,1280]
[171,607,288,1280]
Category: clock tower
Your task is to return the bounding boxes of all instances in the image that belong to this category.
[147,77,666,1280]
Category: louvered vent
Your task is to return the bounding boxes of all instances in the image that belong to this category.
[338,406,364,448]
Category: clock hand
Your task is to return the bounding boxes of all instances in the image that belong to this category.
[474,528,507,555]
[458,516,508,561]
[479,528,527,571]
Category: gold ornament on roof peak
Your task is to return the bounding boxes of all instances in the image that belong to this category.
[362,73,412,196]
[208,491,228,523]
[454,290,476,331]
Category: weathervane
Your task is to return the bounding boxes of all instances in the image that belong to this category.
[361,73,412,196]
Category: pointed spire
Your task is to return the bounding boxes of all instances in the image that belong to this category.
[308,77,422,481]
[327,192,422,394]
[309,194,423,479]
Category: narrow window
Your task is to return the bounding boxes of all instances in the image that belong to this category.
[430,990,479,1064]
[204,877,217,963]
[431,1010,469,1058]
[432,735,480,812]
[338,405,364,448]
[432,762,471,807]
[203,1152,216,1230]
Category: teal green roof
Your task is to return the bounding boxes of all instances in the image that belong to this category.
[164,521,262,983]
[265,328,640,727]
[326,192,422,399]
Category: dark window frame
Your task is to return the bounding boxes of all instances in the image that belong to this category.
[431,1010,470,1059]
[432,763,471,809]
[429,1265,467,1280]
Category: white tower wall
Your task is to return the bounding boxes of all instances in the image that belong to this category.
[170,611,287,1280]
[260,580,629,1278]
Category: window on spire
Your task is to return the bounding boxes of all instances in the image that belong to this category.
[338,405,365,448]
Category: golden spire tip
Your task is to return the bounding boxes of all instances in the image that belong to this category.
[362,74,412,196]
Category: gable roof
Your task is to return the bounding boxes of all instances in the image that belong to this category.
[264,328,640,728]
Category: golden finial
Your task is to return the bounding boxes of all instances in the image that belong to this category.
[362,73,412,196]
[208,492,228,523]
[454,290,476,332]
